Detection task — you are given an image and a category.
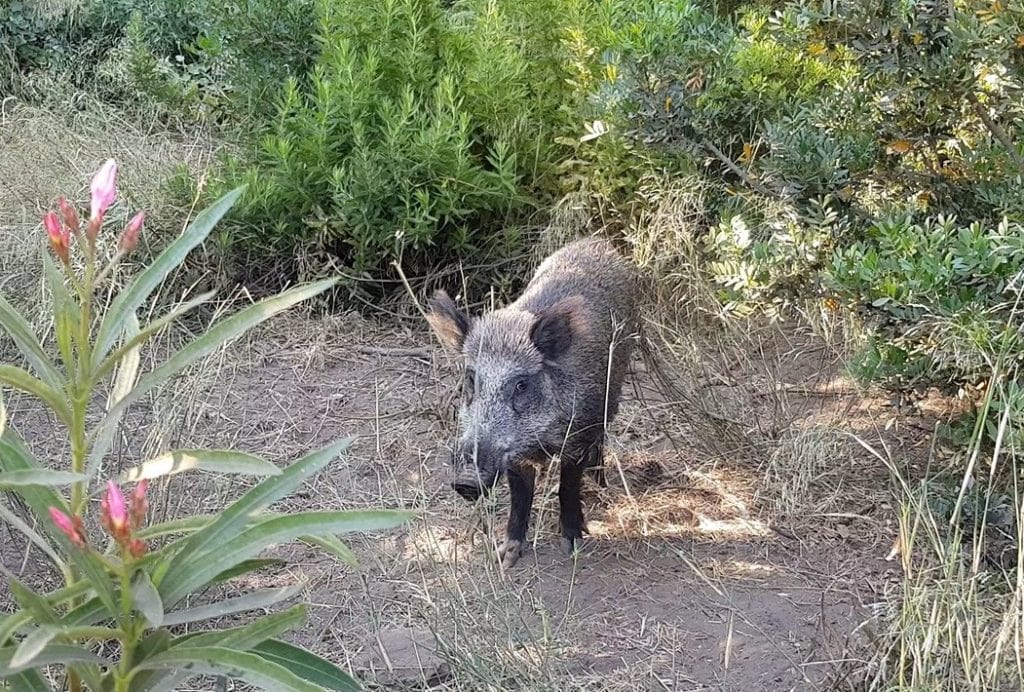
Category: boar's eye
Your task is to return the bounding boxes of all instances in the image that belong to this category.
[510,375,532,413]
[464,369,476,401]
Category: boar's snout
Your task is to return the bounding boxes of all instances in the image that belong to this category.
[447,446,499,502]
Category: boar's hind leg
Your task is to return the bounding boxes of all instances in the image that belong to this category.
[583,434,607,488]
[498,463,536,569]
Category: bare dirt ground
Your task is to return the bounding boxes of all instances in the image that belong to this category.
[1,302,958,691]
[0,100,965,692]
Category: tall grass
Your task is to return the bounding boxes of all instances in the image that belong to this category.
[856,365,1023,690]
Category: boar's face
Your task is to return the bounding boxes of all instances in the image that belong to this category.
[426,290,586,501]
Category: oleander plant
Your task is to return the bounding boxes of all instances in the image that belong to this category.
[0,159,411,691]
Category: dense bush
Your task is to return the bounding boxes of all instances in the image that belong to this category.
[574,0,1024,394]
[198,0,596,285]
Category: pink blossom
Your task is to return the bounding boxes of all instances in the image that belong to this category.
[48,507,87,548]
[89,158,118,224]
[130,479,149,529]
[119,211,145,253]
[43,211,70,265]
[100,480,129,541]
[58,197,80,234]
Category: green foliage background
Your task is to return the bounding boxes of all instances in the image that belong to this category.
[5,0,1024,395]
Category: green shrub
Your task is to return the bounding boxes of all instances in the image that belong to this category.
[201,0,597,285]
[828,215,1024,387]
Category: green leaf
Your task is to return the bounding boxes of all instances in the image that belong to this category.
[86,311,141,481]
[1,669,50,690]
[163,508,410,607]
[134,514,215,540]
[0,387,5,437]
[253,639,361,691]
[0,431,78,560]
[65,548,119,617]
[94,185,246,361]
[158,437,354,606]
[92,290,216,385]
[90,277,338,450]
[10,626,58,669]
[163,583,305,627]
[210,558,287,585]
[299,535,357,567]
[176,604,308,649]
[42,252,81,380]
[9,579,58,626]
[0,292,63,391]
[132,646,331,691]
[0,611,32,649]
[0,469,87,488]
[0,500,65,572]
[120,449,281,483]
[132,570,164,628]
[0,643,105,677]
[0,365,70,425]
[136,606,308,692]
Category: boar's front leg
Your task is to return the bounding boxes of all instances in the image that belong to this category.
[498,462,536,569]
[558,444,591,556]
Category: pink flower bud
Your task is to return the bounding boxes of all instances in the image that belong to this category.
[130,479,148,529]
[48,507,87,548]
[128,538,148,558]
[58,197,80,234]
[89,158,118,224]
[44,211,70,265]
[100,480,130,542]
[119,211,145,253]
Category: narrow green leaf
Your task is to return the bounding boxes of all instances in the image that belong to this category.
[0,611,32,648]
[253,639,361,691]
[0,500,65,571]
[0,365,70,425]
[10,626,58,669]
[9,579,58,626]
[176,604,308,649]
[43,252,80,377]
[0,387,6,437]
[0,431,74,556]
[135,606,307,692]
[65,548,119,617]
[162,508,410,607]
[90,278,338,450]
[132,570,164,628]
[132,646,329,692]
[134,514,215,540]
[92,290,216,385]
[210,558,287,585]
[121,449,281,483]
[0,469,87,488]
[85,312,140,481]
[0,643,106,677]
[94,185,246,360]
[163,583,305,627]
[2,669,50,690]
[299,535,358,567]
[0,292,63,391]
[158,437,354,606]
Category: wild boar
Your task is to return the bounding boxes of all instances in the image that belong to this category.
[426,237,640,568]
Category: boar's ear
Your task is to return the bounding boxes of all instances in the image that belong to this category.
[426,289,470,352]
[530,295,587,361]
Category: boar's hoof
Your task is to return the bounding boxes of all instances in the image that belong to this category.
[451,482,482,501]
[497,539,525,569]
[560,536,584,558]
